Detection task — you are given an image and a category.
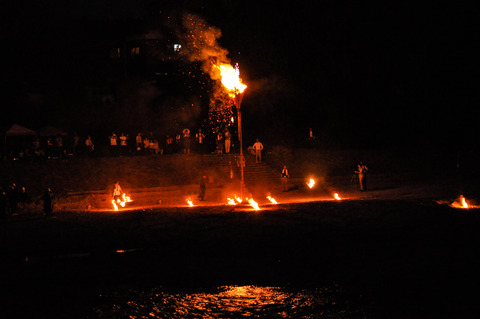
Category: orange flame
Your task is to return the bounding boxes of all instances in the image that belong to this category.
[112,200,119,211]
[214,63,247,98]
[186,197,194,207]
[247,198,260,211]
[235,194,243,204]
[451,195,469,209]
[334,193,341,200]
[267,196,277,204]
[307,178,315,189]
[227,194,244,205]
[461,196,468,208]
[111,193,133,211]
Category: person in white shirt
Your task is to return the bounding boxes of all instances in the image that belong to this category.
[252,139,264,164]
[112,181,123,202]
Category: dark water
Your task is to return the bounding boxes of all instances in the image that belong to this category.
[93,285,365,318]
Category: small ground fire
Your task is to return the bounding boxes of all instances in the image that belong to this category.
[247,198,260,211]
[111,194,133,211]
[307,178,315,189]
[450,195,478,209]
[267,196,277,204]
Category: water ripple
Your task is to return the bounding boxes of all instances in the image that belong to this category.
[94,285,364,318]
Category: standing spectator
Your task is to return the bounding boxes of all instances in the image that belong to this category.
[33,138,43,158]
[196,129,205,154]
[112,181,123,202]
[355,162,369,191]
[0,189,7,218]
[136,133,143,153]
[216,132,224,155]
[46,138,54,158]
[41,188,54,217]
[85,136,94,155]
[308,128,316,148]
[7,183,19,215]
[183,129,191,154]
[224,129,232,154]
[72,132,80,157]
[110,133,118,156]
[152,139,161,155]
[281,165,289,192]
[199,175,207,201]
[165,135,173,154]
[143,136,150,154]
[55,134,64,158]
[119,133,128,155]
[175,134,182,153]
[252,139,264,164]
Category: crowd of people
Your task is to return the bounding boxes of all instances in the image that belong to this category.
[107,128,237,156]
[5,128,250,160]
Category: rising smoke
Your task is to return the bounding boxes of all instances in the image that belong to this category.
[175,12,236,135]
[179,13,230,80]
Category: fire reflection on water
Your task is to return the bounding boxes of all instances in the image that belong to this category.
[95,285,360,318]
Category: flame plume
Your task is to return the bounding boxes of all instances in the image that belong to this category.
[214,63,247,97]
[247,198,260,211]
[267,196,278,204]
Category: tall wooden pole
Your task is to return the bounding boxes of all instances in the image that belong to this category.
[234,91,245,199]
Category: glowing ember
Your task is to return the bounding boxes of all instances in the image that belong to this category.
[334,193,341,200]
[267,196,277,204]
[227,198,236,205]
[186,197,194,207]
[214,63,247,98]
[307,178,316,189]
[247,198,260,211]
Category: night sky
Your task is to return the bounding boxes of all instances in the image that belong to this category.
[1,0,476,149]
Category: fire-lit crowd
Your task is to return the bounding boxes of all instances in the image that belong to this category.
[107,128,234,156]
[6,128,238,160]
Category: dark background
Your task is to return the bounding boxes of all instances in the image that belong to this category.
[1,0,477,149]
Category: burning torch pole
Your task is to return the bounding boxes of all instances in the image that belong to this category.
[234,90,246,199]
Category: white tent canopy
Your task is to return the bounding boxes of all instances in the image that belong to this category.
[3,123,37,159]
[5,123,37,136]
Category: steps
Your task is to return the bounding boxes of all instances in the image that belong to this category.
[197,153,279,188]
